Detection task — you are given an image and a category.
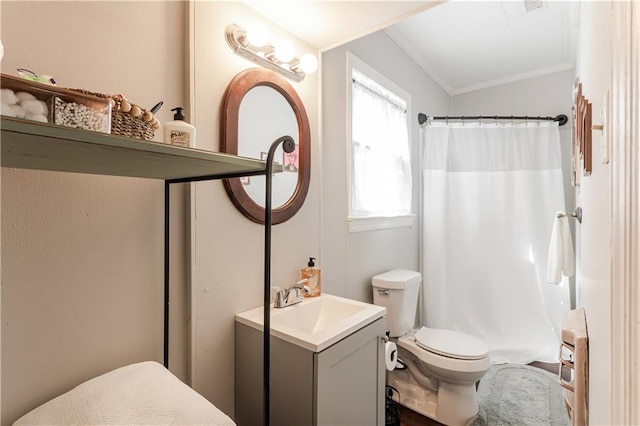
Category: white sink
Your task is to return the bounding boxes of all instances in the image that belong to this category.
[235,293,386,352]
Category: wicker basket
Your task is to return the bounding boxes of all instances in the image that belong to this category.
[70,90,159,140]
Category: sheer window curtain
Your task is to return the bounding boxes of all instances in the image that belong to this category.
[351,74,411,217]
[421,121,570,364]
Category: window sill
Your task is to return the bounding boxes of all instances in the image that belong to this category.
[347,215,415,233]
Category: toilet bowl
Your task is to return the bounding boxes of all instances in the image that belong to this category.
[392,327,490,425]
[372,269,490,426]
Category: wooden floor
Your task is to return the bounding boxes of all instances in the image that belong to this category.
[399,405,444,426]
[395,362,560,426]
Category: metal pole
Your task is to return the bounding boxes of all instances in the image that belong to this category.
[164,181,170,368]
[418,113,569,126]
[263,136,296,426]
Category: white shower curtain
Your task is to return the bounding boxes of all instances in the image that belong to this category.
[421,121,570,364]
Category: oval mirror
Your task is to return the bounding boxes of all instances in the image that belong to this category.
[221,68,311,224]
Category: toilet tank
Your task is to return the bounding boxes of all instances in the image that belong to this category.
[371,269,421,337]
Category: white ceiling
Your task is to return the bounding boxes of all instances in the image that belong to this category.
[386,1,579,95]
[242,1,439,51]
[245,0,579,96]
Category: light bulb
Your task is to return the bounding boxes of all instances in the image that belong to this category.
[245,22,268,47]
[274,41,295,63]
[298,53,318,74]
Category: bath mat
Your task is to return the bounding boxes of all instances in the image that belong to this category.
[470,363,570,426]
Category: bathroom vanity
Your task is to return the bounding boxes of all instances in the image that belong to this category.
[235,294,387,426]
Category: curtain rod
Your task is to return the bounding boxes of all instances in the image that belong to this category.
[418,113,569,126]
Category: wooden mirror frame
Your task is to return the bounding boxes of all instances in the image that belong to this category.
[221,68,311,224]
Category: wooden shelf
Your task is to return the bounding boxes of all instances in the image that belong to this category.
[1,117,274,181]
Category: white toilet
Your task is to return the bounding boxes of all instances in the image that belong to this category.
[372,269,490,426]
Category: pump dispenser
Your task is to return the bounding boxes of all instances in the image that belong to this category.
[302,257,321,297]
[163,106,196,147]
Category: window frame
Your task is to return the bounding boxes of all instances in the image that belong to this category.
[346,52,414,233]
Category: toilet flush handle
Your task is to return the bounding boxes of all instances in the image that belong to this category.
[377,289,390,296]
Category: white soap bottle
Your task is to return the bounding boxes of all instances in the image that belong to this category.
[163,106,195,148]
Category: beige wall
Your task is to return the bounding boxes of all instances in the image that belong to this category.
[189,2,320,417]
[0,2,187,424]
[0,1,320,422]
[573,1,612,423]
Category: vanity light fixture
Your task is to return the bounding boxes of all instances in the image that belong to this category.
[225,23,318,82]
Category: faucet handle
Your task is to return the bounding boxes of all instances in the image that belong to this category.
[292,287,303,300]
[297,278,312,295]
[271,286,285,307]
[289,281,309,304]
[273,280,310,308]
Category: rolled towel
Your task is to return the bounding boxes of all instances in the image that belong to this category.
[1,88,17,105]
[37,99,48,115]
[9,104,25,118]
[21,99,45,115]
[547,214,575,285]
[15,91,36,103]
[25,113,48,123]
[1,103,16,117]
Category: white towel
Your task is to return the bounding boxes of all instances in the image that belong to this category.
[547,214,575,284]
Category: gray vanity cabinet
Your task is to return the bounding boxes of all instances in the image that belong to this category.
[235,317,386,426]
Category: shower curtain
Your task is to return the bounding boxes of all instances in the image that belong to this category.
[421,121,570,364]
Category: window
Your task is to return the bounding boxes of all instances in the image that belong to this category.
[348,53,413,232]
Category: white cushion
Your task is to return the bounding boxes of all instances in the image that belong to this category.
[13,361,235,425]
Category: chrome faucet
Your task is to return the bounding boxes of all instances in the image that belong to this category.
[273,279,311,308]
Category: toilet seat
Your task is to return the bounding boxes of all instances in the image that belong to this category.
[414,327,488,360]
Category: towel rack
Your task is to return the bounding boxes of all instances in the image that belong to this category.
[557,207,582,223]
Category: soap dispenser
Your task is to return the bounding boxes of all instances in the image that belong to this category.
[163,106,196,148]
[302,257,321,297]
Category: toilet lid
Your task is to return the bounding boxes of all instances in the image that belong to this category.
[414,327,489,360]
